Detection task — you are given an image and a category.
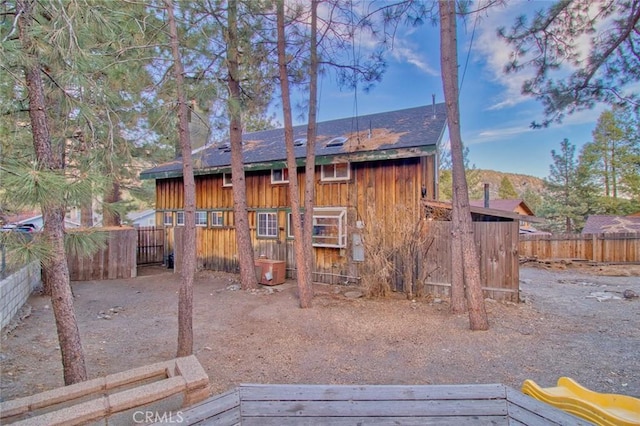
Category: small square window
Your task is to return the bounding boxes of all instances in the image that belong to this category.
[163,212,173,226]
[176,211,185,226]
[257,212,278,238]
[271,168,289,184]
[195,211,207,227]
[321,163,350,181]
[223,173,232,187]
[211,211,224,227]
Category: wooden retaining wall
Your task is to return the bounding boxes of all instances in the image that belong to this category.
[519,233,640,263]
[67,227,137,281]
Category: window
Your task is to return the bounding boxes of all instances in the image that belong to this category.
[287,212,305,238]
[326,136,347,147]
[312,207,347,248]
[223,173,232,187]
[211,211,224,227]
[195,211,207,227]
[321,163,350,181]
[271,168,289,184]
[257,212,278,238]
[163,212,173,226]
[176,211,185,226]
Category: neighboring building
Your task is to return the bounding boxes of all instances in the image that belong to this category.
[126,209,156,227]
[469,198,544,234]
[141,104,447,283]
[469,199,535,217]
[582,215,640,234]
[2,211,80,230]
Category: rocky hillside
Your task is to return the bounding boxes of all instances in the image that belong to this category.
[471,169,545,199]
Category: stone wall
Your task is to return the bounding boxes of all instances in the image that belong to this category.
[0,262,41,330]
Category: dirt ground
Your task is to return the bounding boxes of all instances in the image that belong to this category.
[1,262,639,403]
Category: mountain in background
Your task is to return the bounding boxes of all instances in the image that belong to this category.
[471,169,545,199]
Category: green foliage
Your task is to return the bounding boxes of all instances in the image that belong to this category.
[500,1,640,126]
[585,107,639,200]
[438,144,481,201]
[521,187,542,215]
[64,229,107,260]
[498,176,518,199]
[0,231,53,270]
[539,139,597,232]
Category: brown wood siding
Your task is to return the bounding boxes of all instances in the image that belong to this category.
[156,157,429,275]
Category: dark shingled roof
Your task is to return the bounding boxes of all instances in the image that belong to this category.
[582,215,640,234]
[141,104,447,179]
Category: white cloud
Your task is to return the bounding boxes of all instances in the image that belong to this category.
[388,39,440,76]
[472,2,536,110]
[464,123,533,145]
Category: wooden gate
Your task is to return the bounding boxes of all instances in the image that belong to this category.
[137,226,165,265]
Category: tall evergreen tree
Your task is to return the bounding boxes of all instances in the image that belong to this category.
[498,176,519,199]
[439,0,488,330]
[276,0,313,307]
[10,0,87,385]
[165,0,196,357]
[539,139,594,233]
[581,107,640,210]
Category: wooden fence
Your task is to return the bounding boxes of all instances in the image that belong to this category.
[136,226,165,265]
[519,232,640,263]
[421,221,520,302]
[67,227,137,281]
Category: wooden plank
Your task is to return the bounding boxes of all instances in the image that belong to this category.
[239,384,506,401]
[240,399,508,418]
[505,387,590,426]
[241,416,509,425]
[179,389,240,425]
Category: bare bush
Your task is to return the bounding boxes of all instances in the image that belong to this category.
[359,205,433,299]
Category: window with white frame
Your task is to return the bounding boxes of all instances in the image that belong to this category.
[176,211,185,226]
[163,211,173,226]
[287,211,305,238]
[223,173,232,187]
[321,163,350,181]
[312,207,347,248]
[195,211,207,227]
[257,211,278,238]
[211,211,224,227]
[271,168,289,184]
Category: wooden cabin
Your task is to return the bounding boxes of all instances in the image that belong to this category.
[140,104,447,284]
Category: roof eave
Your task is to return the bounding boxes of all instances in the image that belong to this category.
[140,145,437,180]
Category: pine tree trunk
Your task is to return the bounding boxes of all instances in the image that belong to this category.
[18,0,87,384]
[102,180,121,226]
[276,0,313,308]
[439,0,488,330]
[449,194,466,313]
[302,0,320,301]
[166,0,195,357]
[227,0,258,290]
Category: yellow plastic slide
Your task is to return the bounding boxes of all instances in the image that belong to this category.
[522,377,640,426]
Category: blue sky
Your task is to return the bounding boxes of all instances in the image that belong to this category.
[286,1,606,179]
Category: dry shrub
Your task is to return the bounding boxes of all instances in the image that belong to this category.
[359,205,432,299]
